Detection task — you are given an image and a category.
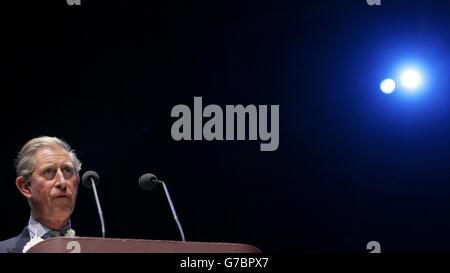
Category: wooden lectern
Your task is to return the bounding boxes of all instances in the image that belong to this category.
[26,237,261,253]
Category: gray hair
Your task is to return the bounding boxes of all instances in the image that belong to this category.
[15,136,82,181]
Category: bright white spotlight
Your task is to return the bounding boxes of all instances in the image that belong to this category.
[380,78,396,94]
[401,69,423,90]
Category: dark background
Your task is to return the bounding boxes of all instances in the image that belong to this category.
[1,0,450,253]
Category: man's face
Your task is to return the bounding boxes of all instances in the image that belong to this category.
[27,147,80,222]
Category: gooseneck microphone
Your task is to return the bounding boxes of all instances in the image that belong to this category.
[82,170,106,238]
[139,173,186,242]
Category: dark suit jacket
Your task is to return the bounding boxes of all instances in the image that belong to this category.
[0,227,30,253]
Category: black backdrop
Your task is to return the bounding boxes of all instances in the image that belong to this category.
[2,0,450,253]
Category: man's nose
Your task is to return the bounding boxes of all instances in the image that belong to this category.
[54,168,68,190]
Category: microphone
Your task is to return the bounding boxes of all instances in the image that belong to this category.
[138,173,186,242]
[81,170,106,238]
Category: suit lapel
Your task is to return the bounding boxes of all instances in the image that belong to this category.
[7,227,30,253]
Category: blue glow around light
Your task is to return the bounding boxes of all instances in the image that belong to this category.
[380,78,396,94]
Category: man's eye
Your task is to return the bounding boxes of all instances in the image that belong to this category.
[43,168,54,174]
[42,168,56,179]
[63,167,75,174]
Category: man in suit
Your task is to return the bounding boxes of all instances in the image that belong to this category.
[0,136,81,253]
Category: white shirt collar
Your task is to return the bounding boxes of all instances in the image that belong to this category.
[27,216,71,239]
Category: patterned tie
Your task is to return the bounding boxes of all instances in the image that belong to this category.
[42,230,64,239]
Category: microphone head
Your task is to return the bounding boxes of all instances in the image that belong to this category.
[82,170,100,189]
[138,173,159,190]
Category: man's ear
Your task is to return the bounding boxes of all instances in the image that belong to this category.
[16,176,32,199]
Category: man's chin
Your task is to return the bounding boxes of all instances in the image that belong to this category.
[52,204,74,216]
